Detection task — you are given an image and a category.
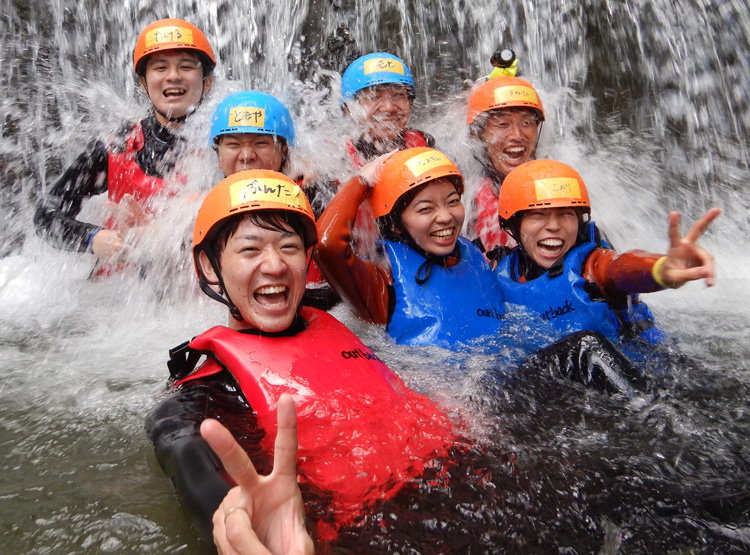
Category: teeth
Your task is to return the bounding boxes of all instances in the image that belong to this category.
[505,146,526,157]
[431,229,453,239]
[256,285,286,295]
[539,239,563,249]
[164,88,184,96]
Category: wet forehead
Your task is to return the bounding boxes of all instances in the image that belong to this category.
[145,49,201,66]
[358,83,411,97]
[487,107,539,122]
[219,132,277,143]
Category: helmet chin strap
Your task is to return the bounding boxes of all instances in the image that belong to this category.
[197,246,245,322]
[393,220,460,284]
[533,120,544,153]
[153,107,189,124]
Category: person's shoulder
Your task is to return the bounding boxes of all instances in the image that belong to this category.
[403,128,435,148]
[102,116,149,149]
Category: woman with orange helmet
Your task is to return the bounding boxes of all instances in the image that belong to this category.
[494,159,721,343]
[315,146,507,347]
[315,148,655,407]
[34,18,215,272]
[466,75,545,252]
[146,169,455,545]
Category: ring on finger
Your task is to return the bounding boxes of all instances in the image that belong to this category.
[224,505,247,524]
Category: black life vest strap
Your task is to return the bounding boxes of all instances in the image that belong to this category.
[167,341,203,381]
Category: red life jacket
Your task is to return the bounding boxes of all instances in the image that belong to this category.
[473,176,514,250]
[178,307,454,537]
[107,122,168,204]
[345,128,430,169]
[96,122,184,277]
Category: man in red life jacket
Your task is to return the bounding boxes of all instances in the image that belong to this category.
[320,52,437,257]
[466,75,545,252]
[145,170,455,546]
[340,52,435,168]
[34,18,215,267]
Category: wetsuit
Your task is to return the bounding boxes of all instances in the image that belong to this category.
[300,130,433,312]
[494,224,666,342]
[33,113,181,252]
[145,307,454,544]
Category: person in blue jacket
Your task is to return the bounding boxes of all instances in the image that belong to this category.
[493,159,720,343]
[315,147,506,348]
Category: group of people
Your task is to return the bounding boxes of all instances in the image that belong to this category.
[34,18,720,554]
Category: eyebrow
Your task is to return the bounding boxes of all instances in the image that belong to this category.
[234,230,297,241]
[413,192,458,207]
[149,54,200,65]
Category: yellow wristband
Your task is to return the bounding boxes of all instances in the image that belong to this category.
[652,256,682,289]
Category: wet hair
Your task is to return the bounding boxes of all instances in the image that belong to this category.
[376,176,463,242]
[136,48,215,80]
[210,210,310,270]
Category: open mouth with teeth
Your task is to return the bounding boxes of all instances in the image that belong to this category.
[503,145,528,163]
[537,238,565,259]
[253,284,289,307]
[430,227,456,243]
[163,87,187,99]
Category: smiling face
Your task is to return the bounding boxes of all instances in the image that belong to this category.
[216,133,287,176]
[518,207,580,269]
[140,50,212,126]
[398,178,465,256]
[347,84,412,143]
[478,108,540,178]
[200,216,308,332]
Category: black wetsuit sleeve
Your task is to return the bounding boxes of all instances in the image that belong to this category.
[33,140,110,252]
[145,375,255,546]
[519,331,651,395]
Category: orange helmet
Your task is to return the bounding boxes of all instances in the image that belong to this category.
[134,18,216,75]
[466,76,544,125]
[192,170,315,319]
[498,160,590,221]
[369,147,463,219]
[193,170,317,262]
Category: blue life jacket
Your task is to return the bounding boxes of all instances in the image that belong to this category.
[494,223,663,343]
[384,237,506,348]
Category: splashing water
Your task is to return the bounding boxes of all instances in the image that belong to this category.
[1,0,749,552]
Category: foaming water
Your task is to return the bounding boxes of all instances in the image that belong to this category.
[1,0,749,552]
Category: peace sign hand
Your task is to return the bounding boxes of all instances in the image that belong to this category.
[200,394,314,555]
[657,208,721,288]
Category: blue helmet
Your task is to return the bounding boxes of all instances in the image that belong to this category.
[210,91,295,147]
[340,52,415,102]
